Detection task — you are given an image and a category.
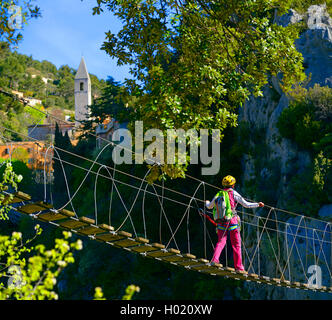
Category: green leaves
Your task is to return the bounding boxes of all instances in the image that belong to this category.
[0,229,83,300]
[94,286,106,300]
[93,284,140,300]
[0,162,83,300]
[0,0,41,46]
[122,284,140,300]
[97,0,307,118]
[277,84,332,151]
[92,0,319,179]
[0,161,23,220]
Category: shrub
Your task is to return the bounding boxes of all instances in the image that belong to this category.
[313,133,332,159]
[277,84,332,151]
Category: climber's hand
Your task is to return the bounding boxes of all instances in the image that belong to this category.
[258,202,264,207]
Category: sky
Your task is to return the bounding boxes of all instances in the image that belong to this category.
[16,0,131,82]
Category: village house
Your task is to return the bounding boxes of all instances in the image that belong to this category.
[0,141,53,173]
[11,89,42,106]
[11,90,24,99]
[95,117,121,148]
[31,74,53,84]
[28,123,75,142]
[2,57,119,175]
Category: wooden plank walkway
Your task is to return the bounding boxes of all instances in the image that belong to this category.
[4,191,332,294]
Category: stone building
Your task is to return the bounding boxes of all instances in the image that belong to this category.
[27,123,75,142]
[74,57,91,125]
[95,117,121,148]
[0,141,53,172]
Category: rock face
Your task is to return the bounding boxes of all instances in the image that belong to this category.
[240,5,332,299]
[285,216,331,284]
[275,4,332,87]
[297,5,332,87]
[319,204,332,219]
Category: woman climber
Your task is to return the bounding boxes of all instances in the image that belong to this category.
[204,175,264,272]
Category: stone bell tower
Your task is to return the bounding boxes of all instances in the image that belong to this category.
[74,57,91,125]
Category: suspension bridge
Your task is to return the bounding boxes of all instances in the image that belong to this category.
[0,92,331,295]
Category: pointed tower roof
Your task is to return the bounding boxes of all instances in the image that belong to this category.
[75,57,90,80]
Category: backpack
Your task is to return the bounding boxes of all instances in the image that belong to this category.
[213,190,234,222]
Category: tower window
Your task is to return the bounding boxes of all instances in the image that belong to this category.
[80,82,84,91]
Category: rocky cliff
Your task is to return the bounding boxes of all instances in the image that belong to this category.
[238,4,332,299]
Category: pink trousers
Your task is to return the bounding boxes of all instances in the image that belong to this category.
[211,217,244,270]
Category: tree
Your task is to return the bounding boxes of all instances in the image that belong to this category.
[92,0,313,179]
[277,84,332,151]
[40,60,57,76]
[0,228,83,300]
[83,77,126,129]
[0,160,83,300]
[53,123,75,207]
[11,147,29,164]
[90,74,107,100]
[0,0,41,46]
[0,161,23,220]
[94,284,140,300]
[0,54,24,88]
